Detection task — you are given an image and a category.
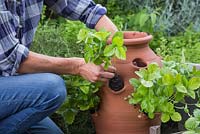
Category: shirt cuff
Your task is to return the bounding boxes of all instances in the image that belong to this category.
[1,44,29,76]
[83,3,107,29]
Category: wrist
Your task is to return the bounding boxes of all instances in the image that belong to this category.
[74,58,86,75]
[95,15,118,35]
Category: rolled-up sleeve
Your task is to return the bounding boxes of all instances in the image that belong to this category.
[45,0,107,29]
[0,11,29,76]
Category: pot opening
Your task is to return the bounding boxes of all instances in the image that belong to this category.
[108,74,124,92]
[132,58,147,68]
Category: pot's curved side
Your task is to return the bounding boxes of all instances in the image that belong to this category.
[93,32,162,134]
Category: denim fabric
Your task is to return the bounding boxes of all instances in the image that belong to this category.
[0,73,67,134]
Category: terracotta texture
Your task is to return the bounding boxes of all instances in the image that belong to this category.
[92,31,162,134]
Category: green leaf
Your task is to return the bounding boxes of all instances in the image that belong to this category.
[141,79,153,87]
[187,90,196,99]
[193,109,200,120]
[139,13,149,27]
[176,84,187,93]
[104,44,116,57]
[94,31,111,41]
[188,77,200,90]
[175,92,185,101]
[171,112,182,122]
[141,99,148,110]
[115,46,126,60]
[147,63,161,80]
[175,74,182,84]
[150,13,157,25]
[129,93,142,104]
[80,86,90,94]
[137,85,148,96]
[135,69,147,78]
[162,73,175,86]
[129,97,140,104]
[160,102,168,112]
[129,78,140,88]
[147,102,155,113]
[77,29,88,42]
[148,63,159,72]
[195,103,200,108]
[163,86,174,97]
[185,117,199,131]
[63,109,77,124]
[161,113,170,123]
[112,32,123,46]
[166,102,174,113]
[148,112,155,119]
[79,104,90,111]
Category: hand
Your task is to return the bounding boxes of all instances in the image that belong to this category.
[78,63,116,83]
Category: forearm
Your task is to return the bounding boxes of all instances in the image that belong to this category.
[17,51,85,75]
[95,15,118,35]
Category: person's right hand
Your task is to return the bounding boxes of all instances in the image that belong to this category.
[78,62,116,83]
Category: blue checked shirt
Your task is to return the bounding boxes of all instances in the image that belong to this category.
[0,0,106,76]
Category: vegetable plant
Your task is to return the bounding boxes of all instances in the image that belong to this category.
[129,60,200,123]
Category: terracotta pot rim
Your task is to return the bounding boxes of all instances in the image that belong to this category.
[108,31,153,46]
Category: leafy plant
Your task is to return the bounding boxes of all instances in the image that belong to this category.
[57,76,102,124]
[154,28,200,63]
[77,29,126,68]
[127,10,158,33]
[57,29,126,125]
[183,109,200,134]
[129,60,200,123]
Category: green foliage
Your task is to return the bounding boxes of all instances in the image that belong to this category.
[57,76,102,124]
[94,0,135,17]
[56,29,126,125]
[32,20,85,57]
[157,0,200,35]
[33,2,200,133]
[183,109,200,134]
[32,19,94,133]
[95,0,200,35]
[153,29,200,63]
[127,10,159,33]
[129,61,200,123]
[77,29,126,68]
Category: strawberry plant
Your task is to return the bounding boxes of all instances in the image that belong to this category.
[58,29,126,124]
[129,60,200,123]
[77,29,126,68]
[183,109,200,134]
[57,76,102,124]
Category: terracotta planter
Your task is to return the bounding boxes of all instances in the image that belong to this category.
[92,31,162,134]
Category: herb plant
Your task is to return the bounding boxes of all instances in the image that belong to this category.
[129,60,200,123]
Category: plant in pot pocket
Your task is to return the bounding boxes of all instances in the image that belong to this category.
[129,60,200,123]
[184,108,200,134]
[57,29,126,124]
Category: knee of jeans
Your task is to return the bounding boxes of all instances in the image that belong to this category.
[43,73,67,106]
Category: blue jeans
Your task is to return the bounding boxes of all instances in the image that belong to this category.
[0,73,67,134]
